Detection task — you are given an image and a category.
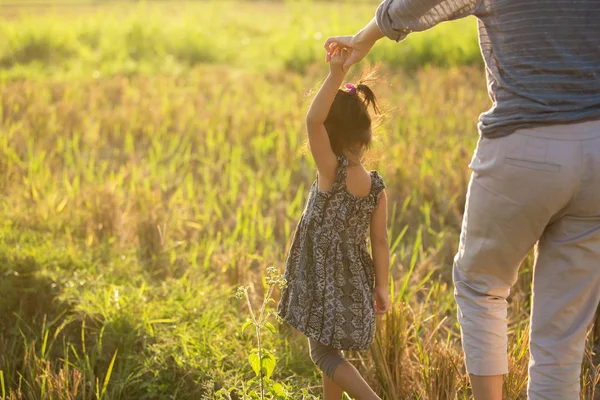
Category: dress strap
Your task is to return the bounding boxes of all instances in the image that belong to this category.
[334,155,349,186]
[369,170,386,204]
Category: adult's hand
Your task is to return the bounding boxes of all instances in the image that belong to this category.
[324,35,372,72]
[324,18,385,72]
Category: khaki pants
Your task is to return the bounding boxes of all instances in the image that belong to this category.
[453,119,600,399]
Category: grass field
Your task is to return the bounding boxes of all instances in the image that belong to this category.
[0,1,598,399]
[0,1,482,80]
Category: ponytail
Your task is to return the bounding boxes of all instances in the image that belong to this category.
[356,83,380,115]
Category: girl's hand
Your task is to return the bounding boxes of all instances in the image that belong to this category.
[328,47,349,77]
[374,286,390,314]
[326,35,369,73]
[325,18,384,72]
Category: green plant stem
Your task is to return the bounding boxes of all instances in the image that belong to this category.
[256,325,264,400]
[244,292,257,326]
[257,284,275,400]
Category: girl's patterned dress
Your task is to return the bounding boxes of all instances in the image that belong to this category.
[277,156,386,351]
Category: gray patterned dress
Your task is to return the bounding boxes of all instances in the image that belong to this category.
[277,156,386,351]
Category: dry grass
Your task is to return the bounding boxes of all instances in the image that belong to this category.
[1,61,598,400]
[0,2,598,397]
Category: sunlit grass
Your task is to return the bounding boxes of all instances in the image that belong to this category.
[0,1,481,80]
[0,1,598,399]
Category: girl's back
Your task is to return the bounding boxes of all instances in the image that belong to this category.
[320,162,373,198]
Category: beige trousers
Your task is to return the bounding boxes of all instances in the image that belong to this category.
[453,119,600,399]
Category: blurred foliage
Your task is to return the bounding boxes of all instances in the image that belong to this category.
[0,1,482,80]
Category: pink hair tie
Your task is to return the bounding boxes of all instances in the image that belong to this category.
[345,83,357,95]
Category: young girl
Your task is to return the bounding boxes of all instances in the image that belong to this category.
[277,48,390,400]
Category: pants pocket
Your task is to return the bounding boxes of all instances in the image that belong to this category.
[505,157,561,172]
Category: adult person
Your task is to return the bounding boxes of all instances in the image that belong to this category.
[324,1,600,399]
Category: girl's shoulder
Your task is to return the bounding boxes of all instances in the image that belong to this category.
[368,170,386,199]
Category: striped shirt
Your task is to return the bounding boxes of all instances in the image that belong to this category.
[376,0,600,138]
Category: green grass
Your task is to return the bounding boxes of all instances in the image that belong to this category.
[0,1,482,80]
[0,1,598,399]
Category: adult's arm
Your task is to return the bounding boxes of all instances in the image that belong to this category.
[377,0,480,42]
[325,0,480,70]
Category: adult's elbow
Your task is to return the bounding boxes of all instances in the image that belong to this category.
[375,0,410,42]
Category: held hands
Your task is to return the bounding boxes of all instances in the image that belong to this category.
[325,36,369,73]
[375,286,390,314]
[324,18,384,72]
[328,46,350,77]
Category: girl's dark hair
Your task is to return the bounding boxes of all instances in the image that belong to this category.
[324,82,380,156]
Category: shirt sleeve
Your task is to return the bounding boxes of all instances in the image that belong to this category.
[376,0,480,42]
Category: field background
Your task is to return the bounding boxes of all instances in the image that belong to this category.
[0,1,598,399]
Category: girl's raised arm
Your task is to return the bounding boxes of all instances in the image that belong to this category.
[305,48,349,187]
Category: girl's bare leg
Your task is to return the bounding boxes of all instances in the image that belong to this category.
[309,338,380,400]
[331,361,380,400]
[322,373,343,400]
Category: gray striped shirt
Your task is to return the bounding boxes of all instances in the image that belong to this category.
[376,0,600,138]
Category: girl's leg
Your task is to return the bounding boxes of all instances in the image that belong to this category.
[322,374,343,400]
[330,361,380,400]
[308,338,380,400]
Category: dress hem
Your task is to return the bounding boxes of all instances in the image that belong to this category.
[278,312,373,352]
